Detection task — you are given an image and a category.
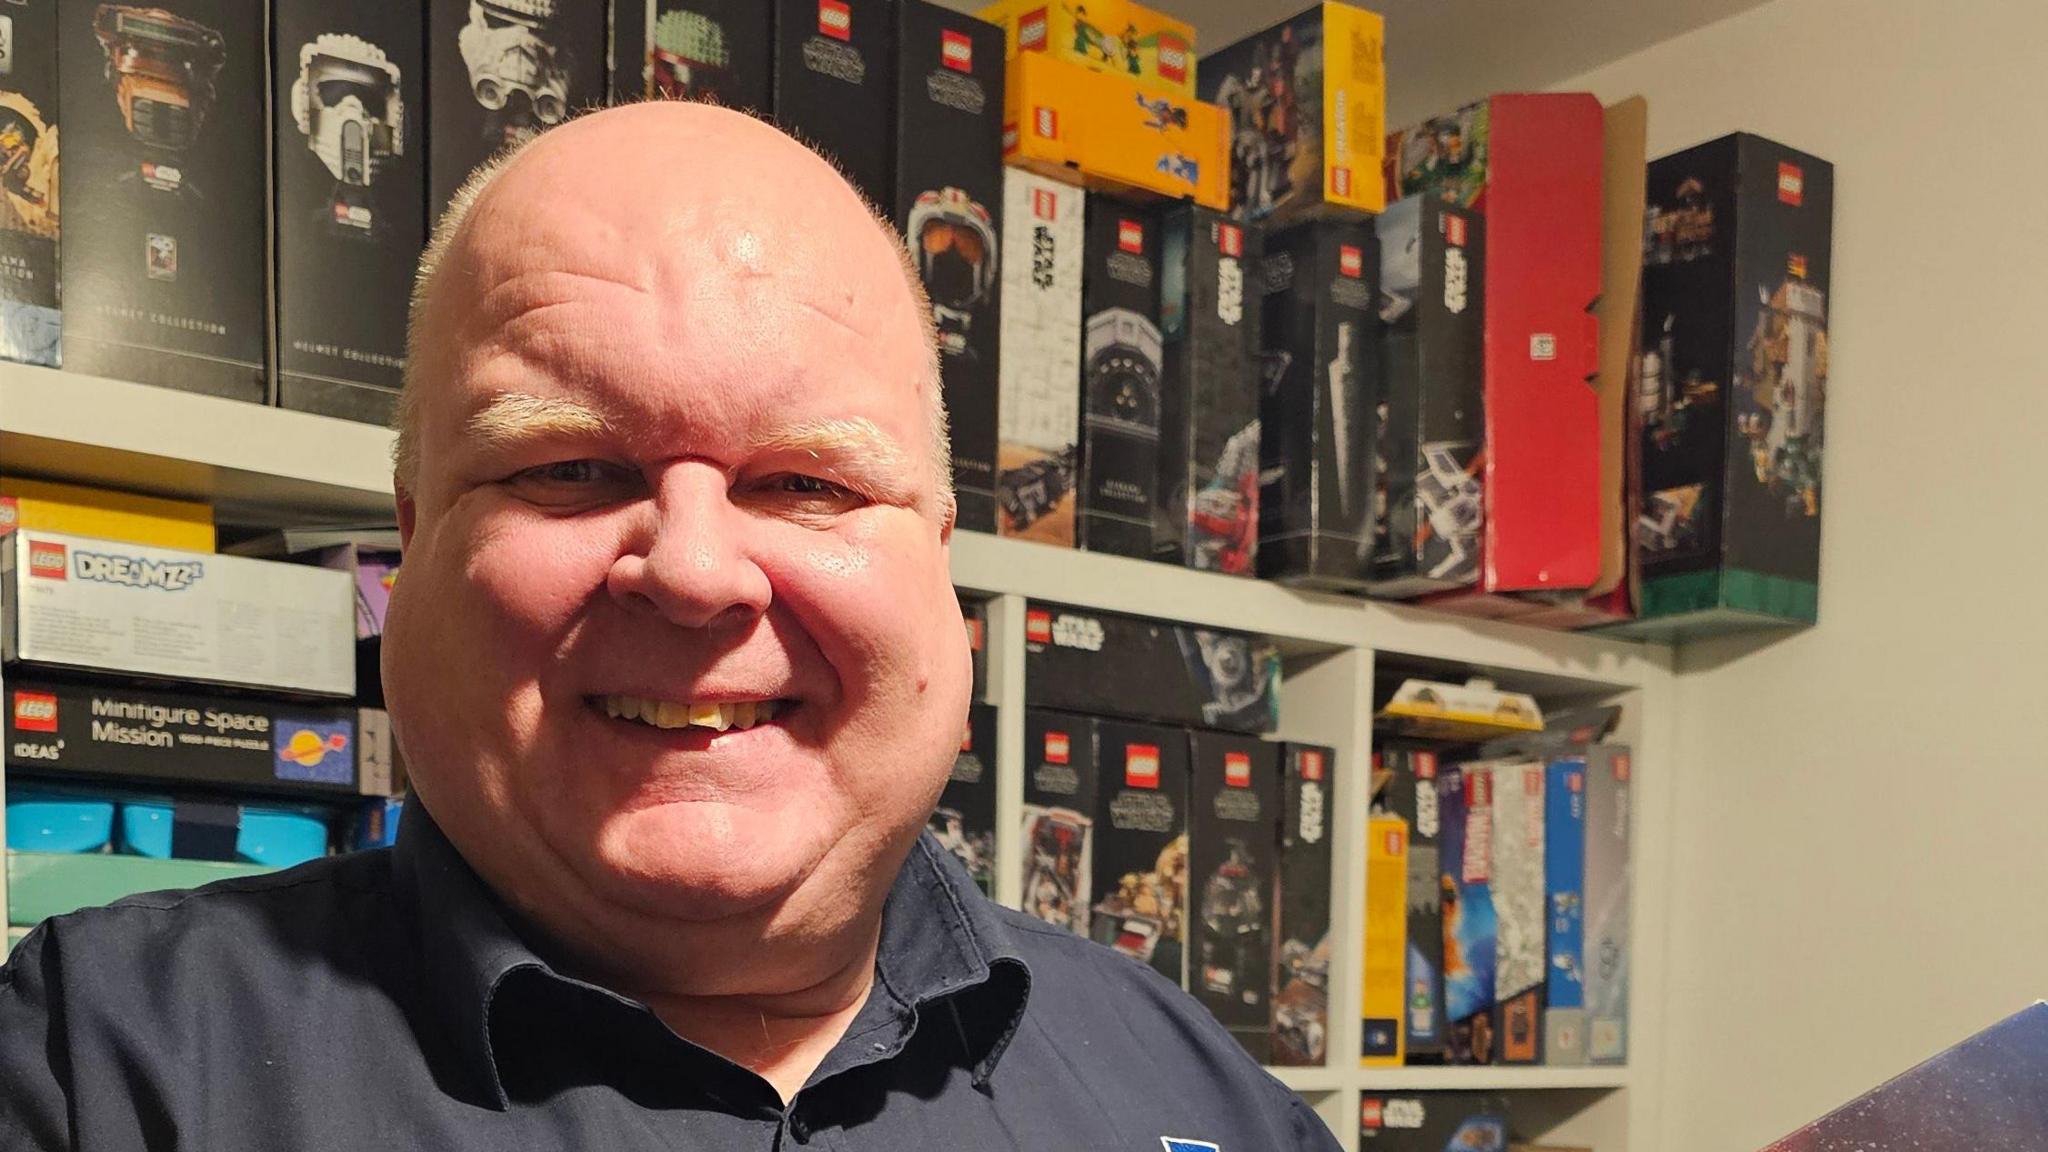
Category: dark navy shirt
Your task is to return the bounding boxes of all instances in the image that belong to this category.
[0,807,1337,1151]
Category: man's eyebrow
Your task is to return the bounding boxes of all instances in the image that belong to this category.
[756,417,912,478]
[462,392,614,447]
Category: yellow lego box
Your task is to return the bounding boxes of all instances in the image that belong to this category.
[0,476,214,552]
[978,0,1195,96]
[1002,51,1229,210]
[1361,813,1409,1066]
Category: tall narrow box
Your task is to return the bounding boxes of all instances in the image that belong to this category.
[929,701,997,893]
[1155,204,1261,575]
[895,1,1004,533]
[0,0,61,367]
[1077,198,1163,557]
[1089,718,1189,986]
[995,168,1083,545]
[1543,755,1588,1066]
[1378,743,1446,1061]
[1360,813,1407,1066]
[1489,759,1545,1065]
[61,0,269,401]
[1257,219,1379,590]
[773,0,894,210]
[609,1,772,108]
[1272,742,1334,1067]
[1021,708,1096,934]
[272,0,426,425]
[1197,1,1387,222]
[1439,761,1498,1064]
[1189,730,1279,1061]
[1582,743,1632,1065]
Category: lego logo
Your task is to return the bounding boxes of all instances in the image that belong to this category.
[13,691,57,733]
[27,540,66,579]
[1526,767,1544,793]
[1045,730,1070,765]
[1445,213,1468,247]
[1118,220,1144,253]
[1218,222,1243,258]
[1156,35,1188,82]
[1788,253,1808,279]
[1470,771,1492,807]
[1385,828,1405,855]
[1339,245,1363,277]
[960,719,974,752]
[1569,770,1584,794]
[1033,188,1058,220]
[1034,106,1058,139]
[1224,751,1251,787]
[1416,751,1437,780]
[1018,8,1048,50]
[818,0,851,40]
[1615,755,1632,782]
[0,496,15,531]
[1125,744,1160,789]
[1530,333,1558,361]
[1300,749,1325,782]
[1361,1100,1383,1129]
[964,616,984,651]
[1332,166,1351,197]
[1025,608,1052,644]
[941,29,972,72]
[1777,162,1803,205]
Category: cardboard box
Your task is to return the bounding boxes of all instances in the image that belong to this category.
[0,0,62,367]
[60,0,269,401]
[896,0,1005,533]
[610,1,772,108]
[272,0,426,425]
[1198,1,1386,221]
[772,0,894,210]
[1378,743,1446,1061]
[0,477,214,552]
[1000,50,1227,210]
[1376,677,1543,743]
[1361,812,1407,1066]
[1439,761,1498,1064]
[1370,195,1485,597]
[1022,601,1280,734]
[1021,707,1095,934]
[1256,218,1378,589]
[1606,133,1834,640]
[1188,730,1278,1061]
[1543,755,1588,1066]
[1489,758,1545,1065]
[977,0,1194,96]
[960,594,988,701]
[1272,741,1334,1066]
[1582,743,1631,1064]
[428,0,605,223]
[2,530,355,696]
[1360,1092,1513,1149]
[1077,198,1162,557]
[995,167,1082,545]
[1154,205,1261,575]
[928,700,997,894]
[1089,718,1188,985]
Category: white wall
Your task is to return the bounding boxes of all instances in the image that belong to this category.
[1562,1,2048,1147]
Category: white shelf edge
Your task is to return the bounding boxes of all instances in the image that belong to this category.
[1358,1065,1630,1092]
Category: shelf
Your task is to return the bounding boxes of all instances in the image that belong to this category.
[1269,1066,1350,1093]
[1358,1066,1630,1092]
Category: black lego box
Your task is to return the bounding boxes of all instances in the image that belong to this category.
[1377,742,1448,1062]
[1614,133,1834,640]
[428,0,605,223]
[1189,730,1279,1061]
[1088,718,1189,986]
[610,1,772,108]
[1155,204,1262,575]
[1021,707,1096,935]
[0,0,61,368]
[1022,601,1279,735]
[959,593,988,701]
[60,0,269,401]
[895,0,1003,532]
[773,0,893,210]
[1272,741,1334,1066]
[927,699,996,894]
[1257,218,1380,589]
[1077,198,1163,558]
[1360,1091,1514,1150]
[1371,195,1485,598]
[272,0,426,425]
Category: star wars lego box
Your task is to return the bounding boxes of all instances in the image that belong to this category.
[1188,730,1278,1061]
[428,0,605,224]
[1439,761,1498,1064]
[1361,812,1408,1066]
[995,168,1082,546]
[1605,134,1834,641]
[1360,1092,1514,1150]
[1198,1,1386,223]
[977,0,1193,97]
[272,0,426,425]
[772,0,894,210]
[1370,195,1485,597]
[1272,741,1333,1067]
[1154,205,1261,575]
[1256,218,1380,590]
[60,0,269,401]
[1377,743,1446,1062]
[0,0,61,367]
[1089,718,1189,985]
[895,0,1003,533]
[1077,198,1162,557]
[1581,743,1631,1065]
[928,700,997,894]
[1021,707,1096,935]
[1543,755,1587,1066]
[1022,601,1280,734]
[1488,759,1545,1065]
[609,1,772,108]
[959,593,988,700]
[999,50,1227,210]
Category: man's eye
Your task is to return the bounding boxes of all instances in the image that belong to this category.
[780,474,846,497]
[505,459,641,506]
[522,460,607,485]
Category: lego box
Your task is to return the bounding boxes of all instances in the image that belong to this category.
[773,0,894,211]
[1257,219,1380,590]
[1077,198,1162,557]
[60,0,269,401]
[1361,812,1408,1066]
[896,0,1005,533]
[1000,50,1227,210]
[1582,743,1631,1065]
[1378,743,1446,1062]
[1022,601,1280,734]
[1439,761,1498,1064]
[610,1,772,109]
[1360,1092,1514,1150]
[995,168,1083,546]
[2,531,355,697]
[1272,741,1334,1067]
[1489,758,1545,1065]
[1189,730,1278,1061]
[1544,755,1588,1066]
[1021,708,1096,934]
[272,0,426,425]
[0,0,61,367]
[1089,718,1189,985]
[978,0,1194,96]
[1154,205,1261,575]
[1199,1,1387,221]
[0,476,214,552]
[928,700,997,894]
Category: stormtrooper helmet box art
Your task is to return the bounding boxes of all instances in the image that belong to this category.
[608,0,770,110]
[928,700,997,895]
[1021,601,1280,735]
[773,0,895,212]
[1087,718,1189,986]
[1256,218,1380,591]
[59,0,267,401]
[995,168,1083,547]
[1270,742,1333,1067]
[1076,197,1163,558]
[272,0,425,424]
[1188,730,1278,1060]
[1197,1,1386,223]
[428,0,605,222]
[1611,134,1833,640]
[1021,707,1097,936]
[0,0,61,368]
[1153,204,1262,576]
[895,0,1004,533]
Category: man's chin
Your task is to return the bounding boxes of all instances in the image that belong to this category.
[583,803,831,924]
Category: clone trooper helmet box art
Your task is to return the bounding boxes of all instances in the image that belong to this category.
[906,186,998,358]
[292,34,404,201]
[92,5,226,155]
[458,0,571,146]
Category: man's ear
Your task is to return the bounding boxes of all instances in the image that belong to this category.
[395,480,418,551]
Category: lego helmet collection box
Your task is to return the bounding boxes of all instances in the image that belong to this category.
[93,4,227,152]
[906,186,998,357]
[1083,308,1164,433]
[458,0,572,139]
[292,35,405,188]
[649,9,733,101]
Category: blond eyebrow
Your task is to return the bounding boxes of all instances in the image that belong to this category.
[462,392,613,447]
[755,417,911,477]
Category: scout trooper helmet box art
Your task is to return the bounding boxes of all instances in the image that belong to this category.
[906,186,998,358]
[92,4,226,153]
[457,0,571,141]
[292,35,403,190]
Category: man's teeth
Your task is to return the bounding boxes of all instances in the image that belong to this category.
[599,696,782,731]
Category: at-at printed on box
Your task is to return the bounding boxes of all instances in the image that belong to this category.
[0,0,61,367]
[1021,708,1096,934]
[1022,601,1280,734]
[996,168,1083,546]
[609,1,772,108]
[928,701,997,893]
[1439,761,1498,1064]
[1272,741,1334,1067]
[1489,758,1545,1065]
[1189,730,1278,1061]
[1582,743,1632,1064]
[1377,743,1446,1062]
[1077,199,1163,557]
[1089,718,1189,985]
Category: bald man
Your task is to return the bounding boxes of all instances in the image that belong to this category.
[0,104,1338,1151]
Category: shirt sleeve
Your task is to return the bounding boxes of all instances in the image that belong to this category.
[1288,1091,1345,1150]
[0,926,74,1151]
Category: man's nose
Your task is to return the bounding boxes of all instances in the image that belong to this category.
[606,461,771,630]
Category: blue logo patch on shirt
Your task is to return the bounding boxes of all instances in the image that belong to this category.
[1161,1140,1221,1152]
